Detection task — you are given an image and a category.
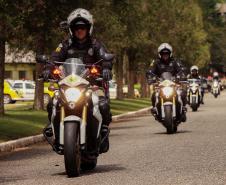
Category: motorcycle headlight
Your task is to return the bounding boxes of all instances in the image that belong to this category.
[213,82,218,87]
[162,87,173,97]
[64,88,81,103]
[191,86,197,92]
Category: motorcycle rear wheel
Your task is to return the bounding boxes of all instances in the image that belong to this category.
[64,122,81,177]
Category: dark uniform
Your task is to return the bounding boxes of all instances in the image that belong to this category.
[51,37,112,70]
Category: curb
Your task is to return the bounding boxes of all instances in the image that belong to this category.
[0,107,150,153]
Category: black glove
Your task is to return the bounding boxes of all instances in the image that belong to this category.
[42,69,51,81]
[102,69,112,81]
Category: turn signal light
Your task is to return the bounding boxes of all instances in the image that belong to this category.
[90,66,99,75]
[53,68,61,75]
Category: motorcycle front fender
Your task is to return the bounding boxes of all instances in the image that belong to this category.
[161,101,176,118]
[60,116,85,145]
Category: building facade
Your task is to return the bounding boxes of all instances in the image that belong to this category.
[5,45,36,81]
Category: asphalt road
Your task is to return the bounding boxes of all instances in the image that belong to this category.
[1,92,226,185]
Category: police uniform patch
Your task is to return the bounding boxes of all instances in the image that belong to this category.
[55,43,63,52]
[68,49,75,55]
[88,48,94,56]
[150,60,155,67]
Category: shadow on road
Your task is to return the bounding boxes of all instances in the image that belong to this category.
[52,164,126,177]
[154,130,192,135]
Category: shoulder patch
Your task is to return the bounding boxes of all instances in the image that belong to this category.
[150,60,155,67]
[55,43,63,52]
[88,48,94,56]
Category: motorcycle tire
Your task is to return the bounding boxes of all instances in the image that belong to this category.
[164,105,175,134]
[191,104,198,112]
[64,122,81,177]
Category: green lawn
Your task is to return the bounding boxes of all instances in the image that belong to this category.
[111,98,150,115]
[0,98,150,142]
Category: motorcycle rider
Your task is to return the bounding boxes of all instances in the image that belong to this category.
[212,71,222,92]
[146,43,187,122]
[187,65,204,104]
[213,72,220,81]
[43,8,113,153]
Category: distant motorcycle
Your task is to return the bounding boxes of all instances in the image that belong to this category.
[212,80,220,98]
[151,72,185,134]
[187,79,201,111]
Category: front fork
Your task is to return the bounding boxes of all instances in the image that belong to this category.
[161,97,176,119]
[59,105,88,146]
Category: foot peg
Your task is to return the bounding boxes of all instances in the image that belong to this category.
[43,124,53,137]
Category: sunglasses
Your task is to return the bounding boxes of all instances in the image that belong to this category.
[73,25,88,31]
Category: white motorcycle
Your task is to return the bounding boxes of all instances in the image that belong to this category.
[151,72,185,134]
[212,80,220,98]
[187,79,201,111]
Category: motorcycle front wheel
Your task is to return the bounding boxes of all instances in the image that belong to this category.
[64,122,81,177]
[164,105,176,134]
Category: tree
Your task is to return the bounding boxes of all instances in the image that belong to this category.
[0,1,25,116]
[20,0,82,110]
[199,0,226,69]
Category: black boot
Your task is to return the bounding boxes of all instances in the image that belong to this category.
[99,125,110,153]
[151,107,157,116]
[181,106,187,122]
[43,123,53,137]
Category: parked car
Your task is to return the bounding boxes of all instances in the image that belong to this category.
[12,80,54,104]
[109,80,117,99]
[4,80,21,104]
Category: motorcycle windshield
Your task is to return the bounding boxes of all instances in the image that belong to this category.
[188,79,200,84]
[63,58,86,77]
[161,72,173,81]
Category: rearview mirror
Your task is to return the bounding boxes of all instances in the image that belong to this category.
[60,21,69,31]
[99,47,115,61]
[36,55,48,63]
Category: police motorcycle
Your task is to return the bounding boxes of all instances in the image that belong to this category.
[150,72,185,134]
[187,79,201,111]
[212,79,220,98]
[37,56,113,177]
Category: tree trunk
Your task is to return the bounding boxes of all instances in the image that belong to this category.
[127,48,136,98]
[33,34,45,110]
[0,40,5,116]
[140,72,147,98]
[116,50,124,100]
[128,70,135,98]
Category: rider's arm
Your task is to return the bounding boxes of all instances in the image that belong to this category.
[51,40,69,65]
[94,40,114,70]
[147,60,158,77]
[146,60,158,84]
[174,60,186,79]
